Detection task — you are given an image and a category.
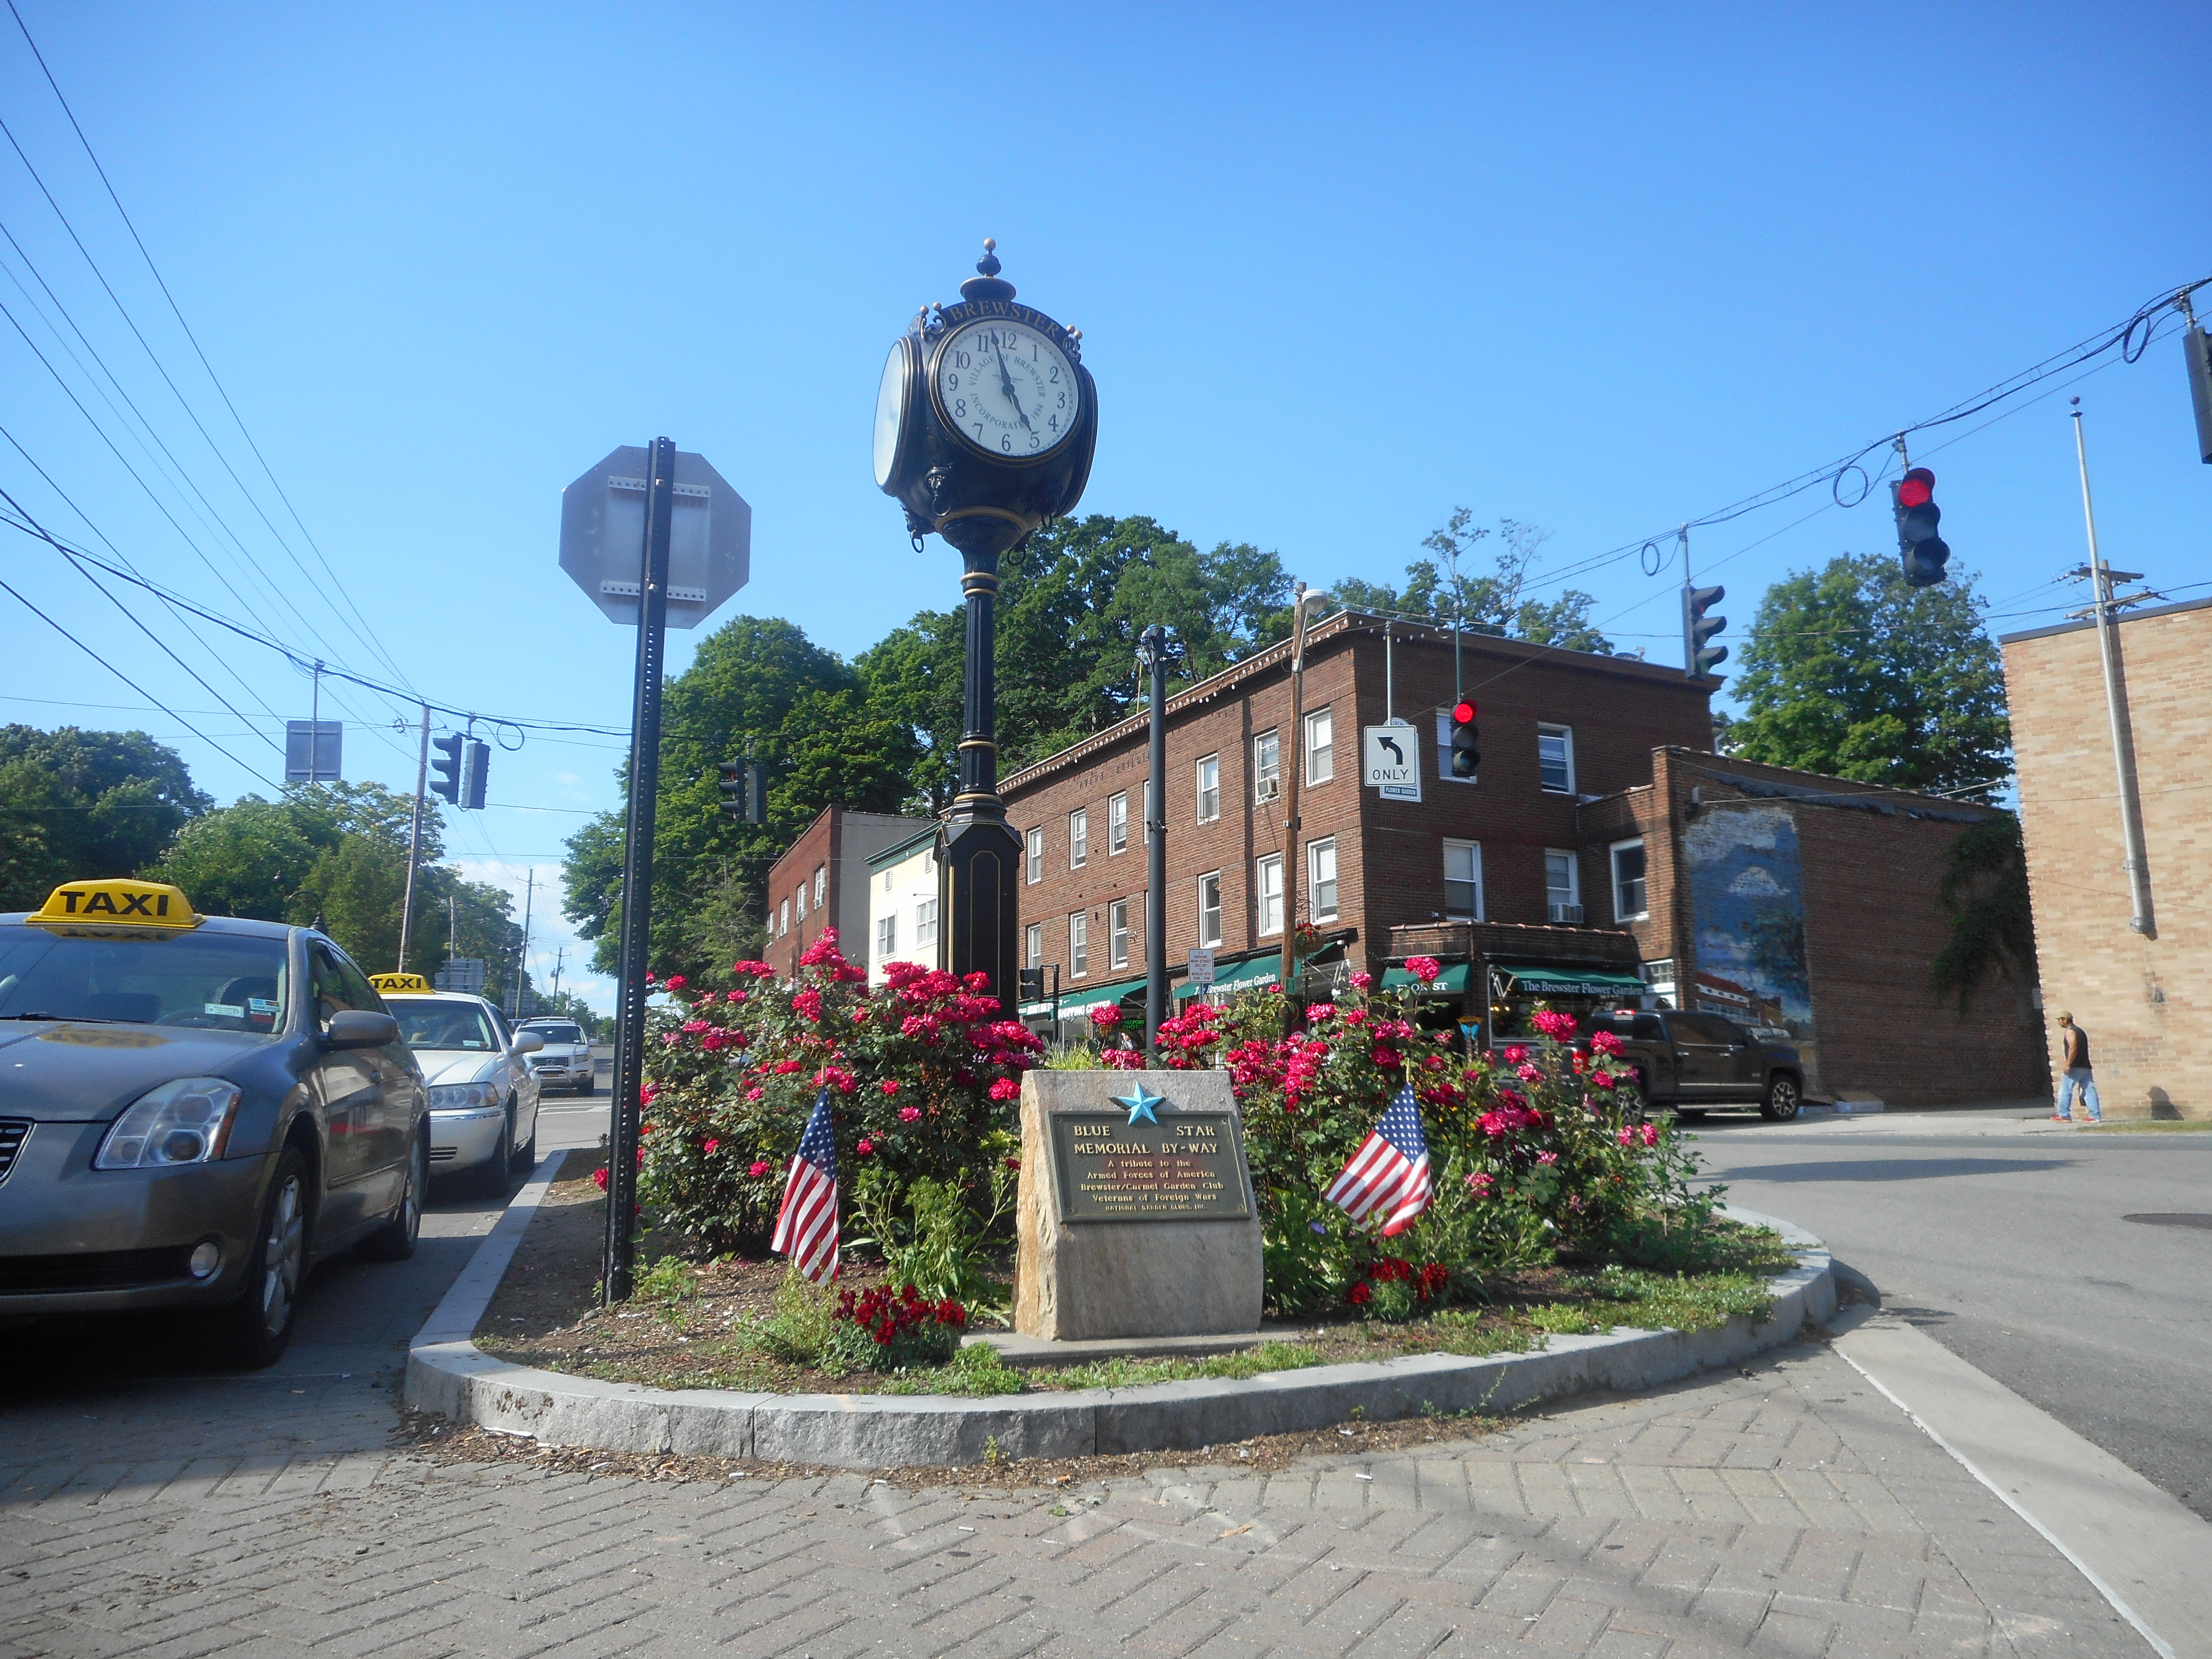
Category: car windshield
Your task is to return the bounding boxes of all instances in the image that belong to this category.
[524,1022,582,1044]
[386,997,500,1051]
[0,926,291,1033]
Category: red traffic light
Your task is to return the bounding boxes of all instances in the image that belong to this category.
[1896,468,1935,509]
[1452,700,1477,724]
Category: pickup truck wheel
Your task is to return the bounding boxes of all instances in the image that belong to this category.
[1761,1074,1803,1121]
[1613,1077,1647,1121]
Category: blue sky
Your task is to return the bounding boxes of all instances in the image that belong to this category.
[3,3,2206,1012]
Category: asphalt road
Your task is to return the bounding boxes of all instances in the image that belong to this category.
[1687,1106,2212,1522]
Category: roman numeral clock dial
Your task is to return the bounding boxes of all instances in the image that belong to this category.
[934,319,1079,460]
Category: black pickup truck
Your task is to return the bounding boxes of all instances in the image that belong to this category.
[1583,1010,1806,1121]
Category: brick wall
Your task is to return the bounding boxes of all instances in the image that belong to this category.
[764,808,934,981]
[2005,598,2212,1118]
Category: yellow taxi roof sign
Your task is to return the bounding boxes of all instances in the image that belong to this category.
[369,972,433,994]
[27,878,202,932]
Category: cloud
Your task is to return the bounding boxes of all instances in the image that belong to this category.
[1727,865,1786,899]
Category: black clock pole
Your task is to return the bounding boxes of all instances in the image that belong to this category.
[942,543,1023,1012]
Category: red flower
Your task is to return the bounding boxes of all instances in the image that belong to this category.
[1090,1004,1123,1030]
[1349,971,1374,990]
[899,1106,921,1122]
[591,1167,609,1191]
[749,1159,772,1178]
[1346,1282,1372,1305]
[664,975,687,991]
[856,1138,874,1155]
[880,1079,900,1096]
[1404,956,1441,984]
[988,1076,1021,1101]
[702,1138,719,1155]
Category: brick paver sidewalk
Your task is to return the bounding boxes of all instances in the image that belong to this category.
[1,1336,2149,1659]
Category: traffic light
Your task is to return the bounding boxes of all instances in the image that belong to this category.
[460,739,489,811]
[717,760,765,823]
[1017,967,1044,1001]
[1892,467,1950,587]
[1449,699,1480,779]
[2185,320,2212,466]
[428,732,463,804]
[1684,585,1728,678]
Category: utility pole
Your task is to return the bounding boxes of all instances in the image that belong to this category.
[511,869,535,1018]
[1278,586,1326,1002]
[550,944,566,1006]
[2070,398,2155,937]
[397,705,430,971]
[1137,626,1170,1058]
[447,893,458,971]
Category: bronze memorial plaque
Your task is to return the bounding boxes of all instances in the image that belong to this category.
[1045,1088,1252,1223]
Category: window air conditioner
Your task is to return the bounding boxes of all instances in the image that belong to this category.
[1255,777,1280,802]
[1548,903,1585,924]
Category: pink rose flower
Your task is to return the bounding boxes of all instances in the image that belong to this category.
[1349,971,1374,990]
[855,1138,874,1156]
[899,1106,921,1123]
[748,1159,771,1178]
[1405,956,1441,984]
[988,1076,1021,1101]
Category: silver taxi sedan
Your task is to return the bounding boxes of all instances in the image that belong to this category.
[379,987,541,1197]
[0,878,428,1367]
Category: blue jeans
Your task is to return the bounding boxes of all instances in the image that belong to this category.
[2056,1068,2102,1121]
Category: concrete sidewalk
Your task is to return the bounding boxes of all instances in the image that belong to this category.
[1,1334,2151,1658]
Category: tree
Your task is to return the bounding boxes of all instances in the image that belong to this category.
[1724,553,2010,796]
[0,726,210,910]
[1929,812,2038,1013]
[1331,511,1613,654]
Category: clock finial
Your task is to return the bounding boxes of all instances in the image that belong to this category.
[960,238,1015,303]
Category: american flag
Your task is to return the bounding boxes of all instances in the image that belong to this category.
[1322,1082,1433,1237]
[771,1090,840,1282]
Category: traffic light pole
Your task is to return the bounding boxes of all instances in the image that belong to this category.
[1278,584,1312,1004]
[1139,626,1169,1057]
[397,704,429,971]
[604,435,677,1306]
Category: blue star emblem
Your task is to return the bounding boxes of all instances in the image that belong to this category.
[1112,1083,1167,1126]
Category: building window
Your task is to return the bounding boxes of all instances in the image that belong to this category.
[1197,872,1223,948]
[814,866,826,908]
[1070,911,1089,978]
[1025,923,1043,971]
[1304,707,1334,784]
[1308,837,1338,923]
[1196,754,1220,823]
[1070,809,1088,869]
[1256,853,1284,935]
[1641,957,1677,1009]
[876,914,896,958]
[1611,839,1649,921]
[915,896,939,948]
[1025,826,1042,884]
[1108,791,1128,855]
[779,897,790,936]
[1545,850,1580,921]
[1109,899,1129,969]
[1443,839,1483,921]
[1434,709,1475,786]
[1253,730,1281,802]
[795,884,807,922]
[1538,724,1575,794]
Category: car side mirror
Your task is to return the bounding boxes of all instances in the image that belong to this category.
[325,1010,400,1049]
[512,1031,545,1054]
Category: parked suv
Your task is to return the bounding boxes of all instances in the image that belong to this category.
[517,1018,595,1095]
[1585,1009,1805,1121]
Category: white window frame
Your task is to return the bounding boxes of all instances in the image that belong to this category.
[1253,730,1281,802]
[876,914,897,957]
[1069,808,1088,869]
[1307,836,1338,923]
[795,884,807,922]
[1195,754,1221,823]
[1108,791,1128,856]
[1434,709,1476,787]
[1544,849,1580,911]
[779,897,790,935]
[1537,724,1576,795]
[1070,911,1089,978]
[1256,852,1284,936]
[1443,839,1483,923]
[1025,922,1043,971]
[915,896,939,948]
[1025,826,1042,884]
[1610,838,1650,922]
[1108,898,1129,969]
[813,866,826,908]
[1304,707,1334,785]
[1197,872,1223,949]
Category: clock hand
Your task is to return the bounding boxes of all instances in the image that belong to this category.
[996,343,1033,430]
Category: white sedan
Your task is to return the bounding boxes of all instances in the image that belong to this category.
[383,992,543,1195]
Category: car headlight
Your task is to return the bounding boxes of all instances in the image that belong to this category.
[428,1082,502,1110]
[94,1078,243,1170]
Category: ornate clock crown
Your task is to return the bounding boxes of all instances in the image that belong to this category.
[960,238,1016,304]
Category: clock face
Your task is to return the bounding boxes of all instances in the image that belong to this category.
[873,338,912,489]
[934,319,1080,460]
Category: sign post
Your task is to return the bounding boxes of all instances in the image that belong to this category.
[561,439,749,1305]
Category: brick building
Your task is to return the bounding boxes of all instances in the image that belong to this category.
[2003,595,2212,1119]
[1002,610,2040,1106]
[761,807,933,981]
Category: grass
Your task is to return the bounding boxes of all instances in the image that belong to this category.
[1522,1267,1774,1336]
[2074,1118,2212,1133]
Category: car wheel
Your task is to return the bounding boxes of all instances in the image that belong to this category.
[511,1113,538,1174]
[208,1147,310,1369]
[1761,1074,1802,1121]
[358,1133,425,1261]
[471,1109,513,1199]
[1613,1076,1647,1121]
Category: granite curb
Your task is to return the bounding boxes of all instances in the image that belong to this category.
[404,1200,1835,1469]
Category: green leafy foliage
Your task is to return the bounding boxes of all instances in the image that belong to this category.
[849,1164,1015,1321]
[0,726,209,912]
[1331,512,1612,654]
[1723,552,2010,796]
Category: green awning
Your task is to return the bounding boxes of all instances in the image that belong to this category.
[1174,953,1284,999]
[1380,962,1473,994]
[1492,963,1648,998]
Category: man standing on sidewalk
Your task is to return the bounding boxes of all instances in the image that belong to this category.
[2052,1011,2103,1124]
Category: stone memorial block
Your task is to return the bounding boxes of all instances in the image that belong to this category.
[1013,1069,1264,1342]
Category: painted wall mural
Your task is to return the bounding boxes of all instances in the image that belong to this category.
[1683,804,1821,1094]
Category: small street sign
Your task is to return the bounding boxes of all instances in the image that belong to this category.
[1363,722,1421,802]
[1187,948,1215,987]
[435,958,486,994]
[559,446,751,628]
[284,720,341,783]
